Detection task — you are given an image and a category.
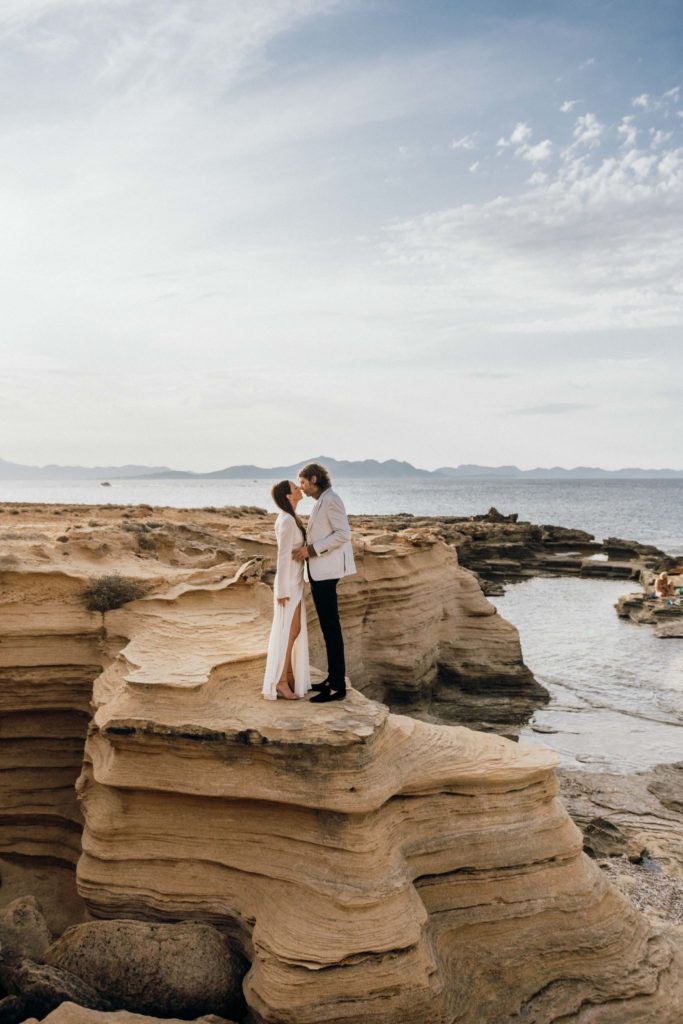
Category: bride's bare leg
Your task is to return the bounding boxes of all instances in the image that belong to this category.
[276,602,301,700]
[277,601,302,699]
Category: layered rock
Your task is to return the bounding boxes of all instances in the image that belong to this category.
[302,531,544,730]
[560,763,683,880]
[73,564,682,1023]
[3,503,682,1022]
[616,570,683,637]
[348,510,673,592]
[0,566,103,934]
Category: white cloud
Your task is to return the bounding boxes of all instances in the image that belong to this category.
[380,138,683,336]
[498,121,532,147]
[650,128,673,147]
[451,132,480,151]
[528,170,547,185]
[469,161,480,173]
[617,116,637,147]
[523,139,552,162]
[572,112,604,147]
[632,87,680,113]
[560,100,576,113]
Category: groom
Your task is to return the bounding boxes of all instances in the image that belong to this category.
[293,462,355,703]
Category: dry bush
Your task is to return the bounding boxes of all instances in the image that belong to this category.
[81,574,147,612]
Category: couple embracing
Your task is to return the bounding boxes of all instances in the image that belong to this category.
[262,462,355,705]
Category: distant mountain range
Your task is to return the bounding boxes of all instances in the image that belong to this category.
[2,456,683,480]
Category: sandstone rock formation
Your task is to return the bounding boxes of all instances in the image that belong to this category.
[301,530,545,731]
[2,503,682,1022]
[20,1003,235,1024]
[560,763,683,880]
[357,510,672,593]
[616,572,683,637]
[0,897,53,964]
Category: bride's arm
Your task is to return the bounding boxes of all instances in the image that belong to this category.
[274,516,294,601]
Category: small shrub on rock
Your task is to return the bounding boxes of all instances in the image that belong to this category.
[81,574,146,613]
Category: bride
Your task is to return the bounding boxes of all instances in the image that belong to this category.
[262,479,311,700]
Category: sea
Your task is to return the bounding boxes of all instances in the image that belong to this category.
[3,477,682,772]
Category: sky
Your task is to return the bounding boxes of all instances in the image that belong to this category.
[1,0,682,471]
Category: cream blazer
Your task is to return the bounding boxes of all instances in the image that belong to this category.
[305,488,356,582]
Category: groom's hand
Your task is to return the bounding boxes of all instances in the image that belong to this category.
[292,547,308,561]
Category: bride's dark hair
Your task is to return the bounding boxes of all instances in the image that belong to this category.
[271,479,306,540]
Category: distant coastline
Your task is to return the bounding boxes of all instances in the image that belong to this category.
[2,455,683,481]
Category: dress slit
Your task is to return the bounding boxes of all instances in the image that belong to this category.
[262,593,310,699]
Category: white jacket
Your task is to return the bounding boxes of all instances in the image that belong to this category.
[305,488,356,582]
[273,512,306,600]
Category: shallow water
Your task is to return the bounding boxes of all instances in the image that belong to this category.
[493,577,683,772]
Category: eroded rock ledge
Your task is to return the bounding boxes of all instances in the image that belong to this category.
[1,503,682,1022]
[76,568,680,1022]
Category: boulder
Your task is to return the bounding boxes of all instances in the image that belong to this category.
[0,897,52,964]
[46,921,245,1021]
[0,957,110,1022]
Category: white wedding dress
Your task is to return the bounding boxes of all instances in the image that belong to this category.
[262,512,311,699]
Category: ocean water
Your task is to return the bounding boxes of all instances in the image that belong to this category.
[3,476,682,771]
[2,477,683,553]
[493,578,683,772]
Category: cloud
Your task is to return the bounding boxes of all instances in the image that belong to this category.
[451,132,480,151]
[617,116,637,147]
[632,87,681,112]
[572,112,604,147]
[650,128,673,147]
[498,121,532,147]
[469,161,480,173]
[380,123,683,336]
[511,403,592,415]
[560,100,576,113]
[522,139,552,162]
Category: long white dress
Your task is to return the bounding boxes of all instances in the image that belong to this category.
[262,512,311,699]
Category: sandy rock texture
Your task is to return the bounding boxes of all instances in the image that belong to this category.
[306,529,545,730]
[367,509,673,593]
[46,920,245,1019]
[20,1002,234,1023]
[1,503,682,1022]
[560,763,683,880]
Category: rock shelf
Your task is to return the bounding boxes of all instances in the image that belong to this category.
[1,503,682,1022]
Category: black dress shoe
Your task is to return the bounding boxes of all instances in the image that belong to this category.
[310,679,330,692]
[310,686,346,704]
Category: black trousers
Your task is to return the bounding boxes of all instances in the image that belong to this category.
[309,577,346,690]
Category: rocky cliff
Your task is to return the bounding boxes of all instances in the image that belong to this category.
[1,503,681,1022]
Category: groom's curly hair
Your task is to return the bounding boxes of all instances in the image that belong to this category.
[299,462,332,492]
